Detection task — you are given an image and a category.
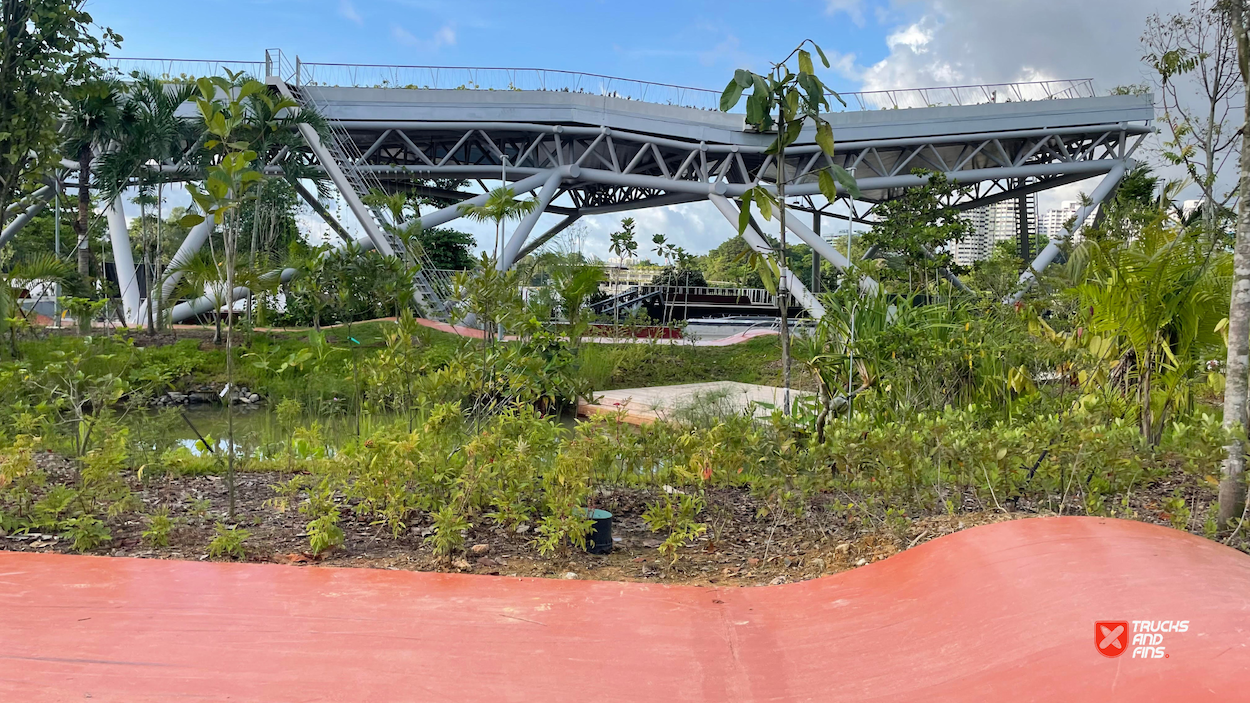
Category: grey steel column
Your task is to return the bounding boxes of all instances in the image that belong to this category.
[161,220,214,300]
[781,206,880,295]
[270,78,394,256]
[811,213,821,295]
[105,196,141,325]
[709,194,824,319]
[1008,160,1130,303]
[500,168,566,270]
[0,189,53,249]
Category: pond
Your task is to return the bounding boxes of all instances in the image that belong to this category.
[127,404,579,458]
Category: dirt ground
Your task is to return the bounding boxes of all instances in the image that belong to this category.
[0,452,1099,587]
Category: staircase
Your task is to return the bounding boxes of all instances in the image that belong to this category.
[590,286,663,317]
[286,80,453,320]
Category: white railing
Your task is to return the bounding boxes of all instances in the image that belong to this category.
[624,285,777,306]
[105,57,264,82]
[104,55,1098,113]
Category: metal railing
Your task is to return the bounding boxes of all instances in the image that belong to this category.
[105,57,264,82]
[629,285,777,305]
[103,55,1097,113]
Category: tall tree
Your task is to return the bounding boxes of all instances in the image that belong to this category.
[720,41,860,414]
[180,71,302,518]
[1218,0,1250,528]
[1144,0,1243,234]
[0,0,116,265]
[63,77,124,277]
[94,74,198,330]
[608,217,638,331]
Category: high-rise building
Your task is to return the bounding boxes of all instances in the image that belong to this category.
[952,194,1038,265]
[1039,200,1096,239]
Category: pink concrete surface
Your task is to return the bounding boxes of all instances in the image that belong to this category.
[0,517,1246,702]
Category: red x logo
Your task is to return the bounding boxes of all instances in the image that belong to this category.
[1096,621,1129,657]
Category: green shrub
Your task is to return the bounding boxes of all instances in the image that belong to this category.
[207,522,249,559]
[62,515,111,552]
[142,508,175,548]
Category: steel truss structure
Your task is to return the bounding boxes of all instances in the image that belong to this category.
[12,54,1154,323]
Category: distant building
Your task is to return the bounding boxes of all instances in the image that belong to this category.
[1039,200,1097,239]
[952,194,1038,265]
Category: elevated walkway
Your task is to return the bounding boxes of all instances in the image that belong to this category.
[1,517,1246,701]
[99,56,1153,324]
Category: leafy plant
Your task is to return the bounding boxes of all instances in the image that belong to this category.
[306,510,344,556]
[642,493,708,562]
[207,522,249,559]
[720,40,861,415]
[61,514,110,552]
[142,507,175,548]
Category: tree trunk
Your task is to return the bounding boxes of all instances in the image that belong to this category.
[777,108,791,417]
[1220,0,1250,529]
[74,145,93,277]
[154,183,163,332]
[143,206,154,335]
[225,208,237,519]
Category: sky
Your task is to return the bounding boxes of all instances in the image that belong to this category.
[88,0,1193,259]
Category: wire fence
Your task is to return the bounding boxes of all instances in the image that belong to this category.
[104,53,1097,114]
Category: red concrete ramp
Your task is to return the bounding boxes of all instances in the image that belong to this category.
[0,517,1247,702]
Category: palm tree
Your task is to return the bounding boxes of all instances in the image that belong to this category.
[458,186,538,263]
[95,75,199,333]
[62,78,125,277]
[0,252,71,358]
[1064,201,1230,444]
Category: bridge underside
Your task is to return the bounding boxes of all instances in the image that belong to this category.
[10,66,1152,325]
[305,86,1151,217]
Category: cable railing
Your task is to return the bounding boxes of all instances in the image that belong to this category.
[105,57,264,82]
[103,55,1098,113]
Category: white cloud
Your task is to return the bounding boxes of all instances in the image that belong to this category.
[845,0,1196,211]
[826,0,867,27]
[391,23,456,51]
[338,0,363,26]
[860,0,1188,92]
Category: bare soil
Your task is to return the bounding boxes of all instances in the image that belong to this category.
[8,451,1222,586]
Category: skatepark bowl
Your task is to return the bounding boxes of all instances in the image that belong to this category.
[2,516,1248,701]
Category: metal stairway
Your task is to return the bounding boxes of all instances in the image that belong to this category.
[287,81,453,320]
[590,286,663,317]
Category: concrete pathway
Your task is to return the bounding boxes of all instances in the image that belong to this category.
[0,518,1246,701]
[580,381,811,424]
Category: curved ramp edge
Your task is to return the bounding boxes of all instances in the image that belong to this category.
[0,516,1247,702]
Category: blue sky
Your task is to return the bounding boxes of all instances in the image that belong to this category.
[87,0,1188,258]
[93,0,895,96]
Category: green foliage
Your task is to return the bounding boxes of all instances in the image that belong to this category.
[426,502,471,557]
[1049,195,1230,443]
[0,250,71,358]
[142,507,175,547]
[642,493,707,561]
[306,510,344,556]
[414,227,477,271]
[61,514,110,552]
[283,241,419,327]
[207,522,249,559]
[859,170,973,283]
[0,0,119,219]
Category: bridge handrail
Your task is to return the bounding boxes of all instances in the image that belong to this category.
[102,55,1097,113]
[629,284,776,304]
